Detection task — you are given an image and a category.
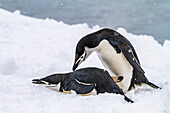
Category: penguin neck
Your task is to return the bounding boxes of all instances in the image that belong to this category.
[84,37,104,55]
[84,46,96,58]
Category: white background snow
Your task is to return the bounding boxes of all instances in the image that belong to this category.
[0,9,170,113]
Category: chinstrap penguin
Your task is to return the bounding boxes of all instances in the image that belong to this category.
[32,67,134,103]
[72,28,161,92]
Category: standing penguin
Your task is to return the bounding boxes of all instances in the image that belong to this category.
[72,28,160,92]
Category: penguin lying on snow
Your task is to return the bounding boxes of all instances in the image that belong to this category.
[32,67,134,103]
[72,28,161,92]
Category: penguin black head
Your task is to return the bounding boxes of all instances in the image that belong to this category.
[72,28,118,71]
[72,34,98,71]
[72,44,86,71]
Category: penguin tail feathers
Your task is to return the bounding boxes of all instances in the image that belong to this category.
[146,81,161,89]
[124,95,134,103]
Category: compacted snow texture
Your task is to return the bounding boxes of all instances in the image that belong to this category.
[0,9,170,113]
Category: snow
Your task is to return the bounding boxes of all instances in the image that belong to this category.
[0,8,170,113]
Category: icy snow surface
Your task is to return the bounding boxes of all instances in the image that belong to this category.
[0,9,170,113]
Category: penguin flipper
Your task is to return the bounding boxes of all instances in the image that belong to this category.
[64,79,95,94]
[109,40,145,74]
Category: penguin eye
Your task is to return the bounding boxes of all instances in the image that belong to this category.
[79,51,86,61]
[75,51,87,65]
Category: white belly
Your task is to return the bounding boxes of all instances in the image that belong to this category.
[96,40,133,92]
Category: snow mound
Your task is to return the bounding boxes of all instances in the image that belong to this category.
[0,8,170,113]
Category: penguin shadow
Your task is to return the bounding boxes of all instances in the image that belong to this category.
[132,83,162,95]
[134,87,153,94]
[32,67,134,103]
[135,81,165,94]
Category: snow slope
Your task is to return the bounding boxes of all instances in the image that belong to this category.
[0,8,170,113]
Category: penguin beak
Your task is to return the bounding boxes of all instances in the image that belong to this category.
[72,61,79,71]
[73,58,82,71]
[32,79,57,87]
[72,53,80,71]
[72,53,86,71]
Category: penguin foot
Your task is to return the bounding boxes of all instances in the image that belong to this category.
[146,82,161,89]
[111,76,123,83]
[118,76,124,82]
